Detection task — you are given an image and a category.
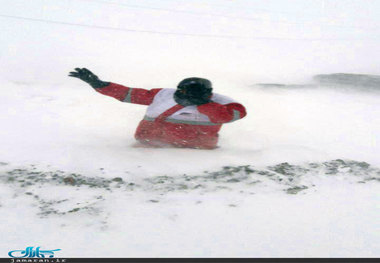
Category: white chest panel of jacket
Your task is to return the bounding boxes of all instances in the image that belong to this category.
[144,89,236,123]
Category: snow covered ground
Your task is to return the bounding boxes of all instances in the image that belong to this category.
[0,0,379,258]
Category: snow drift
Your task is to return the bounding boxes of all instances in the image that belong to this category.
[1,0,379,258]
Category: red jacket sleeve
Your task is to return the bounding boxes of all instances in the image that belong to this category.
[95,83,162,106]
[197,102,247,124]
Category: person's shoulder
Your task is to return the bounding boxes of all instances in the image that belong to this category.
[211,93,237,104]
[153,88,175,98]
[157,88,175,93]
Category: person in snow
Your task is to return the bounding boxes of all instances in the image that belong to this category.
[69,68,246,149]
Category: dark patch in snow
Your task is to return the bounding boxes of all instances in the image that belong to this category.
[314,73,380,89]
[0,159,379,225]
[254,73,380,92]
[286,185,308,195]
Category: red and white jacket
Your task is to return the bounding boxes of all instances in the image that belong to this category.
[95,83,247,149]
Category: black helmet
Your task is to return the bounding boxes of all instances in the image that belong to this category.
[174,77,213,106]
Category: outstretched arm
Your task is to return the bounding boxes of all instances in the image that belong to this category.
[95,83,162,105]
[69,68,161,105]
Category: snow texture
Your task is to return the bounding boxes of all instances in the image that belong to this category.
[1,0,380,258]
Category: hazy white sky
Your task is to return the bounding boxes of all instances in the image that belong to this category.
[0,0,379,85]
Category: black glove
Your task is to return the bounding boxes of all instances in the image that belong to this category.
[69,68,110,89]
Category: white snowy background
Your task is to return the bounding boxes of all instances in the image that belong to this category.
[0,0,379,258]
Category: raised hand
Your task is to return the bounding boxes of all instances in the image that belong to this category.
[69,68,110,89]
